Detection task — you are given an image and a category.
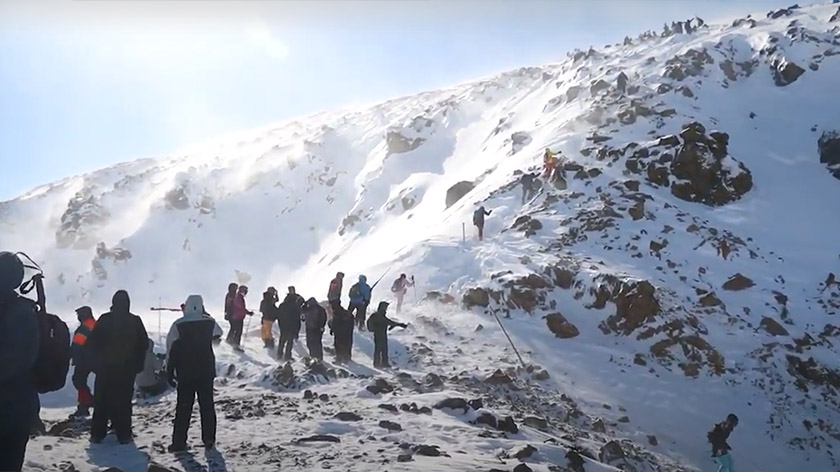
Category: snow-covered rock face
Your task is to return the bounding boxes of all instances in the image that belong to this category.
[6,3,840,471]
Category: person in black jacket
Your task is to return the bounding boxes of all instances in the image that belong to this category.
[85,290,148,444]
[330,300,354,364]
[259,287,279,348]
[708,413,738,472]
[0,252,39,472]
[277,287,304,361]
[166,295,222,452]
[302,298,327,361]
[366,301,407,368]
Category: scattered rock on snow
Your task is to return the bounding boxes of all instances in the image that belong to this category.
[366,378,395,395]
[599,440,626,463]
[434,397,469,412]
[386,130,425,156]
[544,312,580,338]
[463,287,491,308]
[413,444,444,457]
[761,316,790,336]
[378,403,398,413]
[648,435,659,446]
[296,435,340,443]
[722,273,755,291]
[379,420,403,432]
[818,130,840,179]
[513,464,533,472]
[485,369,515,384]
[397,453,413,462]
[334,412,363,422]
[773,58,805,86]
[148,464,178,472]
[523,416,549,431]
[592,418,607,433]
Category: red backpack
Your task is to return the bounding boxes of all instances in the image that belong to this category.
[18,254,71,394]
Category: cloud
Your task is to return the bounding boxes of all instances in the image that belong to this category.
[246,21,289,61]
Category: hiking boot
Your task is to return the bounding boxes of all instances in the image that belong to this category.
[168,443,187,453]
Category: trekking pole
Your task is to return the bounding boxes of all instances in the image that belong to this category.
[158,297,162,346]
[462,223,466,244]
[488,301,527,370]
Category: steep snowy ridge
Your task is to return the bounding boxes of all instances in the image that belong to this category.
[5,3,840,472]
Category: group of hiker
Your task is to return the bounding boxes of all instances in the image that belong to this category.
[0,246,743,471]
[225,271,411,367]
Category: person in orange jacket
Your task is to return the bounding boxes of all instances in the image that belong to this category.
[70,306,96,418]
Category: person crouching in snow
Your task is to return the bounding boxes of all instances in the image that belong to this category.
[166,295,222,452]
[260,287,279,349]
[390,274,414,314]
[135,339,167,398]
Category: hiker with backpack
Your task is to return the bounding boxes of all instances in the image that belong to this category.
[708,414,739,472]
[227,285,252,350]
[390,274,414,314]
[166,295,222,452]
[348,275,372,330]
[520,172,538,204]
[330,300,354,363]
[223,283,237,341]
[543,147,559,179]
[473,206,492,241]
[328,272,344,306]
[367,301,407,368]
[70,305,96,418]
[277,287,304,361]
[0,252,42,471]
[85,290,149,444]
[303,298,327,360]
[260,287,280,349]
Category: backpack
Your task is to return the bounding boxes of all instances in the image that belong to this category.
[391,279,401,293]
[17,254,71,394]
[349,284,361,300]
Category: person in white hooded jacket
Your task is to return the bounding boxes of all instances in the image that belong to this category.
[165,295,223,452]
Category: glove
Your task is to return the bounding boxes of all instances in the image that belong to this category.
[247,311,254,316]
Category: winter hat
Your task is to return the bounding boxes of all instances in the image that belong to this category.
[378,301,390,312]
[183,294,204,317]
[228,282,238,292]
[0,251,24,293]
[238,285,249,294]
[75,306,93,319]
[336,272,344,278]
[111,290,131,312]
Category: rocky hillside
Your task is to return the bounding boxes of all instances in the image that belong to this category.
[5,3,840,471]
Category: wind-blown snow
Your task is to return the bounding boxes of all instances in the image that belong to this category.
[6,3,840,471]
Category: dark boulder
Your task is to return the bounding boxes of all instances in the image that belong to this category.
[818,131,840,179]
[544,312,580,338]
[445,181,476,208]
[773,59,805,86]
[722,273,755,291]
[379,420,403,432]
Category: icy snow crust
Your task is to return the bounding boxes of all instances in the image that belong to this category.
[6,3,840,471]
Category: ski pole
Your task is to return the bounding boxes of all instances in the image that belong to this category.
[488,299,526,370]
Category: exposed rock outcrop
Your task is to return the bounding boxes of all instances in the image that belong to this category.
[445,181,476,208]
[818,131,840,179]
[544,312,580,338]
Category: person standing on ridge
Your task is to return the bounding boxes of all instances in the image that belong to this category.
[0,252,40,472]
[330,300,354,364]
[473,206,492,241]
[367,301,407,368]
[259,287,279,349]
[277,287,304,361]
[70,305,96,418]
[166,295,222,452]
[348,275,372,330]
[223,283,238,345]
[228,285,251,351]
[708,413,738,472]
[303,298,327,361]
[85,290,148,444]
[328,272,344,306]
[390,274,414,314]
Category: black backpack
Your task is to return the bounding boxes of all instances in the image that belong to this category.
[18,254,71,394]
[349,284,361,300]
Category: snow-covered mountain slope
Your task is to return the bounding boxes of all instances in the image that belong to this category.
[6,2,840,471]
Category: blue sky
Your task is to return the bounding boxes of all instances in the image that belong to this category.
[0,0,805,201]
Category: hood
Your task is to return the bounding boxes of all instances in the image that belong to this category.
[359,275,367,284]
[111,290,131,313]
[377,301,390,312]
[305,297,319,308]
[183,294,204,317]
[75,305,93,320]
[0,251,24,294]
